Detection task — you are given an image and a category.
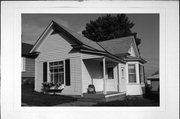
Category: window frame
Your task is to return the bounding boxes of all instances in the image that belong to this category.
[48,60,65,85]
[128,64,137,83]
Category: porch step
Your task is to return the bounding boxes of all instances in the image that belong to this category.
[78,92,126,102]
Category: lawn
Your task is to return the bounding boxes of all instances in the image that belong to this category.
[94,95,159,106]
[22,85,159,106]
[22,85,77,106]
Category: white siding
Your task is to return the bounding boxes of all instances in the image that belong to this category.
[128,45,136,57]
[118,63,127,92]
[34,32,82,95]
[106,63,118,91]
[126,84,145,95]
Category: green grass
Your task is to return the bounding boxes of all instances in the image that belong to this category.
[21,85,77,106]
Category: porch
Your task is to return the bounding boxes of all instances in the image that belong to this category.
[81,53,127,95]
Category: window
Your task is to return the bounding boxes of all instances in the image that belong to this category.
[121,67,125,79]
[128,64,136,83]
[139,64,144,83]
[108,68,114,79]
[22,57,26,72]
[49,61,64,84]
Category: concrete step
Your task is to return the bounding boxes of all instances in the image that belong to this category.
[79,92,126,102]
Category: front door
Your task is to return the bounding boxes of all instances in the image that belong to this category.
[106,66,118,92]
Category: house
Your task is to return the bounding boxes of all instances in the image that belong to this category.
[147,74,159,92]
[22,43,37,85]
[29,20,146,96]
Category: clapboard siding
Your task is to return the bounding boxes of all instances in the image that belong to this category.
[36,33,73,62]
[22,57,35,78]
[34,32,82,95]
[60,56,82,95]
[118,63,126,92]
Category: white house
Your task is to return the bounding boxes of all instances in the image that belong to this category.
[29,20,146,96]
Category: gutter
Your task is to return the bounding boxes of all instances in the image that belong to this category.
[80,49,126,64]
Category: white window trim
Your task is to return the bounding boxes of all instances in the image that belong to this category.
[127,63,137,84]
[139,64,145,84]
[47,60,65,85]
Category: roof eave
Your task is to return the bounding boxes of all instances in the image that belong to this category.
[80,49,126,63]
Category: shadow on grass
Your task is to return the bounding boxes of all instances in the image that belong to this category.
[94,95,159,106]
[22,85,77,106]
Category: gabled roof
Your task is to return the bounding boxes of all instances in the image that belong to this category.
[30,21,105,53]
[53,21,105,52]
[30,20,145,63]
[97,36,135,55]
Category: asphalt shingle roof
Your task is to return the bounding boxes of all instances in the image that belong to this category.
[53,21,105,52]
[97,36,134,55]
[22,42,34,56]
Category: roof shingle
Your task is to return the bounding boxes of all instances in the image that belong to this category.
[22,42,34,56]
[97,36,134,55]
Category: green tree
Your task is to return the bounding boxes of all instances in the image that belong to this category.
[82,14,141,46]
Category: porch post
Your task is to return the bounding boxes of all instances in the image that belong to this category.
[117,64,120,92]
[103,57,107,94]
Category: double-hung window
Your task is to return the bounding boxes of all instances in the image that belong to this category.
[49,61,64,84]
[128,64,136,83]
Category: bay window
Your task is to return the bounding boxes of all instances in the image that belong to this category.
[139,64,144,83]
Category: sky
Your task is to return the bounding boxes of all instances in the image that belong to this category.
[22,14,159,77]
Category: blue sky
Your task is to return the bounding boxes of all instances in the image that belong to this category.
[22,14,159,77]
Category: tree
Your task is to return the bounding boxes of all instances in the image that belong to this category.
[82,14,141,46]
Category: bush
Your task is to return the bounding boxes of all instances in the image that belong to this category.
[22,77,34,88]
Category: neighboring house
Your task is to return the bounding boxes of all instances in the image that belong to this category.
[147,74,159,92]
[22,43,37,84]
[30,20,146,96]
